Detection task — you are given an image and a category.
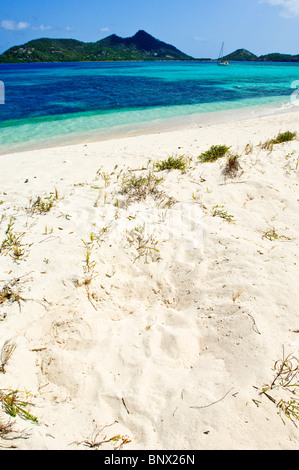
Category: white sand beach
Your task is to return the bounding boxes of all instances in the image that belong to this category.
[0,110,299,450]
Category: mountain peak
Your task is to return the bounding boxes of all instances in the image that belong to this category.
[133,30,153,40]
[134,29,150,36]
[130,30,164,51]
[127,30,191,58]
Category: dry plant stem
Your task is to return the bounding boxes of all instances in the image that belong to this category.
[0,278,27,312]
[81,240,98,310]
[127,225,160,263]
[76,420,132,450]
[260,348,299,426]
[0,275,47,313]
[0,417,30,448]
[0,417,14,440]
[0,340,17,374]
[121,171,164,204]
[190,387,234,410]
[247,313,261,335]
[82,434,130,449]
[122,397,130,414]
[261,349,299,396]
[277,399,299,426]
[76,420,117,447]
[223,154,242,179]
[270,350,299,390]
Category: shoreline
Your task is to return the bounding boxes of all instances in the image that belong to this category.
[0,110,299,449]
[1,99,298,157]
[1,58,299,64]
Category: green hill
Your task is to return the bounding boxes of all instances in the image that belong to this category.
[2,33,298,63]
[222,49,258,61]
[257,52,299,62]
[222,48,299,62]
[0,30,193,63]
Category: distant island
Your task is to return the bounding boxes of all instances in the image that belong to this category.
[0,31,298,63]
[0,30,193,63]
[222,48,299,62]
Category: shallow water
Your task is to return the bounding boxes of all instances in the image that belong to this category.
[0,61,298,154]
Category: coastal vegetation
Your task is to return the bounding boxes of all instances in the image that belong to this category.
[26,188,60,215]
[76,423,131,450]
[126,224,160,263]
[0,389,38,423]
[0,282,23,310]
[222,154,242,178]
[0,219,28,261]
[212,205,235,222]
[198,145,230,162]
[154,155,189,172]
[260,130,297,151]
[120,171,164,204]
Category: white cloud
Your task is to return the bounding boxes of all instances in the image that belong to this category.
[32,24,52,31]
[100,27,110,32]
[194,36,207,43]
[261,0,299,17]
[1,20,30,31]
[1,20,53,32]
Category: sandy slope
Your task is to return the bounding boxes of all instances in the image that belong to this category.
[0,111,299,450]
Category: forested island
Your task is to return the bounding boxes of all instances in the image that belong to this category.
[222,48,299,62]
[0,30,298,63]
[0,30,192,63]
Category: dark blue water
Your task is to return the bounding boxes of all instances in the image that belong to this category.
[0,61,298,153]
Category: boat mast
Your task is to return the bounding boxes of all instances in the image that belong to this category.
[219,42,224,60]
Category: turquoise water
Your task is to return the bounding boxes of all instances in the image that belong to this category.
[0,61,298,153]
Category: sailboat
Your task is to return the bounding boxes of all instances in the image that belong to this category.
[218,42,229,66]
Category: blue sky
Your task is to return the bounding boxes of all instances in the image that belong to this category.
[0,0,299,58]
